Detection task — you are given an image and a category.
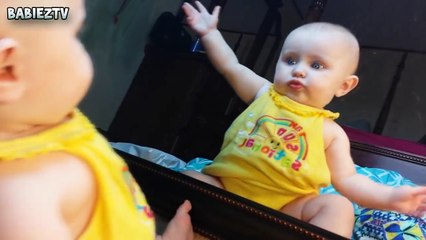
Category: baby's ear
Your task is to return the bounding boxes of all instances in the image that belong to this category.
[0,38,16,65]
[335,75,359,97]
[0,38,24,103]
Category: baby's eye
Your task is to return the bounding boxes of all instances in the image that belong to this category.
[311,62,324,70]
[286,58,297,65]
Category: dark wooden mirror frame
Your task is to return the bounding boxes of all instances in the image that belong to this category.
[118,133,426,240]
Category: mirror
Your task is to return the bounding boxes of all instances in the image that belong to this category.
[78,0,426,239]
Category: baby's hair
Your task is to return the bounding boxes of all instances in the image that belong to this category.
[292,22,360,74]
[299,22,353,33]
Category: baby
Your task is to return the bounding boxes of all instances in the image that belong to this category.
[182,1,426,237]
[0,0,192,239]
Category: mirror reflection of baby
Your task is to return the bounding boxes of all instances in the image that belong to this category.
[181,1,426,238]
[0,0,193,239]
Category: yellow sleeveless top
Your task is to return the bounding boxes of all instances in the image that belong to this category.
[0,110,155,240]
[203,86,339,210]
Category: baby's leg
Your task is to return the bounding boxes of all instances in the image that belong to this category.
[181,170,224,189]
[281,194,354,238]
[158,200,193,240]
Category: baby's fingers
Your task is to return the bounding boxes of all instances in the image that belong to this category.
[409,197,426,217]
[413,186,426,196]
[211,6,221,19]
[182,2,198,17]
[194,1,209,14]
[410,206,426,218]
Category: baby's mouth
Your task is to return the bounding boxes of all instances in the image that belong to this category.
[288,80,304,90]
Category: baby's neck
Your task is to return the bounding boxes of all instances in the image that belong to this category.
[0,124,50,141]
[0,116,71,141]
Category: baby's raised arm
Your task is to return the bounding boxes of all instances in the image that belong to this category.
[182,1,269,103]
[325,122,426,217]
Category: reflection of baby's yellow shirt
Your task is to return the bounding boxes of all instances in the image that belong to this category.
[203,87,339,210]
[0,110,155,240]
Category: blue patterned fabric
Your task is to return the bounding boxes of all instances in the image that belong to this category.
[354,209,426,240]
[321,165,425,240]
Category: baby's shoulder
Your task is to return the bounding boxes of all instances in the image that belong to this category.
[1,151,92,182]
[322,119,348,148]
[0,152,95,212]
[0,153,96,238]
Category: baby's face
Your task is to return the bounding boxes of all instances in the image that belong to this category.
[273,28,357,109]
[0,0,92,124]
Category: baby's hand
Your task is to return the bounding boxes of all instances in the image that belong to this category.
[388,185,426,217]
[182,1,221,37]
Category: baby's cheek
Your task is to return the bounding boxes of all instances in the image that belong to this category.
[271,81,287,94]
[75,42,93,82]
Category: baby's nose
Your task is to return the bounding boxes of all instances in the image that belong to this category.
[292,66,306,78]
